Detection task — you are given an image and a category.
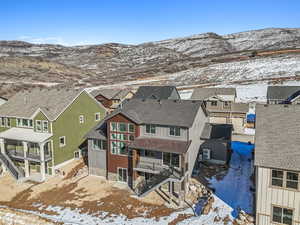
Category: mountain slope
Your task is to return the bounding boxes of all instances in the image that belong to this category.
[0,28,300,97]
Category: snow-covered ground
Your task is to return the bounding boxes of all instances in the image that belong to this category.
[207,142,255,218]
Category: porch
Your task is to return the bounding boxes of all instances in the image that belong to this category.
[0,127,53,181]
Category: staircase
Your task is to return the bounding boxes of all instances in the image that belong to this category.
[0,152,25,180]
[135,169,173,197]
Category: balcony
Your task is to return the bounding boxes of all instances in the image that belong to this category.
[6,149,52,162]
[134,156,164,174]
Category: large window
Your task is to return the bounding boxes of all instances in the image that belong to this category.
[169,126,181,136]
[17,118,33,128]
[110,141,128,155]
[36,120,42,132]
[272,206,293,225]
[118,168,127,182]
[118,123,127,132]
[92,139,106,150]
[271,170,299,190]
[163,152,180,168]
[0,117,10,128]
[146,124,156,134]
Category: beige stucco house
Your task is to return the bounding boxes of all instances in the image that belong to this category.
[191,88,248,134]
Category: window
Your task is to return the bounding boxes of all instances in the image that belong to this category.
[203,149,211,160]
[169,126,181,136]
[79,115,84,124]
[286,172,298,189]
[93,139,106,150]
[272,206,293,225]
[223,101,230,107]
[59,136,66,147]
[111,141,118,154]
[271,170,299,190]
[110,122,117,131]
[17,118,33,128]
[129,124,135,133]
[43,121,49,132]
[0,117,10,127]
[146,124,156,134]
[211,101,218,106]
[95,112,101,121]
[143,150,156,158]
[129,135,134,141]
[36,120,42,132]
[110,141,127,155]
[163,152,180,168]
[118,168,127,182]
[118,123,127,132]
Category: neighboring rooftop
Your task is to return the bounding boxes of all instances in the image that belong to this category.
[104,98,205,128]
[201,123,233,140]
[0,88,83,121]
[90,89,131,100]
[267,86,300,100]
[206,102,249,113]
[191,88,236,100]
[133,86,180,100]
[255,104,300,171]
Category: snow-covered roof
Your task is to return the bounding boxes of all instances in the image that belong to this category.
[0,127,53,143]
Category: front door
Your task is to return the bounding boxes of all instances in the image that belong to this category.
[118,168,127,182]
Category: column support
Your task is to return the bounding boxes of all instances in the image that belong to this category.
[0,138,6,173]
[40,142,46,181]
[22,141,29,177]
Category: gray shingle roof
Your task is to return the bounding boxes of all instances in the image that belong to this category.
[0,88,83,121]
[267,86,300,100]
[255,104,300,171]
[191,88,236,100]
[133,86,179,100]
[85,120,107,140]
[90,89,132,100]
[105,99,205,128]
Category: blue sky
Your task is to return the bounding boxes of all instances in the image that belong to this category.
[1,0,300,46]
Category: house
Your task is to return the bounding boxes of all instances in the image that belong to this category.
[0,97,7,106]
[191,88,248,134]
[255,104,300,225]
[85,98,207,205]
[199,123,233,165]
[267,86,300,104]
[0,88,106,182]
[90,89,134,112]
[133,86,180,100]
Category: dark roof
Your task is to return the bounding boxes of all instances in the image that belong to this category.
[133,86,180,100]
[255,104,300,171]
[90,89,131,100]
[105,99,205,128]
[201,123,233,140]
[128,137,191,154]
[191,88,236,100]
[85,120,107,140]
[267,86,300,100]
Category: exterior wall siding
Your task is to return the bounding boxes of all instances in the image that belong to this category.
[52,91,106,166]
[139,125,188,141]
[187,106,207,177]
[106,114,139,176]
[256,167,300,225]
[88,139,106,177]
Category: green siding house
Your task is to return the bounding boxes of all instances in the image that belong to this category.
[0,88,106,181]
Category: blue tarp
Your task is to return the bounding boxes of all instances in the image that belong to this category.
[246,114,256,123]
[207,141,255,218]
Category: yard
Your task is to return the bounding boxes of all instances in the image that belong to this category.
[194,141,255,218]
